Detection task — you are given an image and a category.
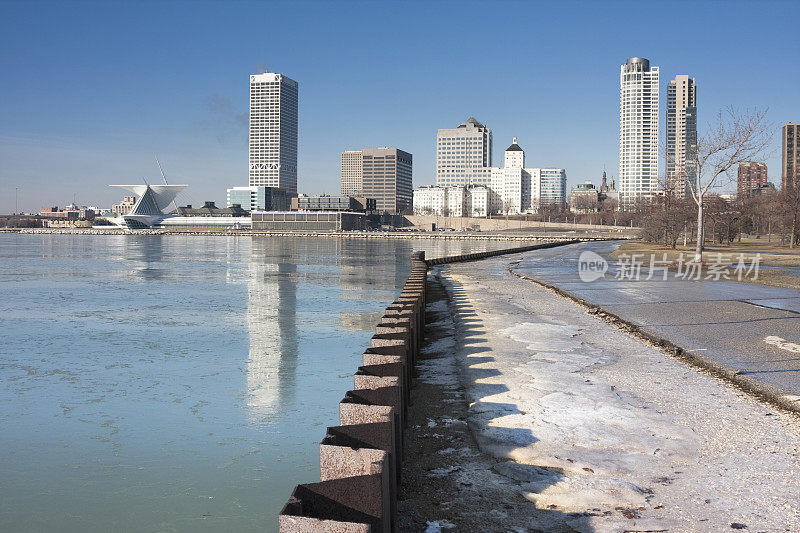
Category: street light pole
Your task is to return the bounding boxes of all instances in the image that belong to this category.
[15,187,19,216]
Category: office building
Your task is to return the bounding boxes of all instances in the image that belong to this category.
[341,151,364,196]
[251,211,366,232]
[737,162,769,198]
[666,75,697,197]
[436,117,493,187]
[249,72,299,194]
[783,123,800,190]
[619,57,660,206]
[227,186,290,211]
[342,148,412,214]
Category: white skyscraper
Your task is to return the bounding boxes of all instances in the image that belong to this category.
[249,72,298,194]
[436,117,493,187]
[619,57,659,206]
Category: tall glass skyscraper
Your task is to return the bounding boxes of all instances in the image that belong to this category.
[249,72,298,194]
[619,57,659,206]
[666,75,697,197]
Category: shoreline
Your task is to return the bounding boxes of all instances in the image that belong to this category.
[0,227,632,241]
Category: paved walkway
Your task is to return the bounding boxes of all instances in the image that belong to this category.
[512,241,800,404]
[416,254,800,532]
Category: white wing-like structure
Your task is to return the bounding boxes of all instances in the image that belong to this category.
[110,184,187,228]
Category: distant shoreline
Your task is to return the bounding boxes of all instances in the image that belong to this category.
[0,227,633,241]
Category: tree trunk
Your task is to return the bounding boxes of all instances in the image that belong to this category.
[792,211,798,249]
[694,199,704,261]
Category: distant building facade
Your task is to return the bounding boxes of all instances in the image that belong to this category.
[292,195,375,213]
[340,150,364,196]
[174,201,249,217]
[249,72,298,194]
[783,123,799,190]
[112,196,136,216]
[570,181,599,213]
[489,138,567,214]
[619,57,660,206]
[436,117,493,187]
[227,186,290,211]
[412,185,490,217]
[666,75,697,197]
[737,162,770,198]
[358,148,413,214]
[251,211,366,232]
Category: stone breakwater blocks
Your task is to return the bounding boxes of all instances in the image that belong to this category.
[378,316,416,358]
[363,345,407,368]
[320,422,396,526]
[279,474,387,533]
[370,332,414,372]
[340,387,402,477]
[354,363,406,422]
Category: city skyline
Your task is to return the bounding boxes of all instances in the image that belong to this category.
[1,1,798,213]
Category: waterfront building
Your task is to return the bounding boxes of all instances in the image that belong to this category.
[737,162,770,198]
[666,75,698,197]
[467,186,490,217]
[447,187,467,217]
[412,185,489,217]
[340,150,363,196]
[619,57,660,206]
[537,168,568,209]
[227,186,290,211]
[436,117,493,187]
[292,195,375,213]
[413,186,447,216]
[570,181,600,213]
[174,201,250,217]
[251,211,365,231]
[783,123,800,190]
[356,148,412,214]
[249,72,299,194]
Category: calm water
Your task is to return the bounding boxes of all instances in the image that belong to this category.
[0,233,518,532]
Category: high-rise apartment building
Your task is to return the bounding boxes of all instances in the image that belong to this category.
[249,72,298,194]
[342,148,412,214]
[737,162,769,198]
[783,123,800,190]
[436,117,493,187]
[666,75,697,197]
[619,57,659,206]
[340,151,364,196]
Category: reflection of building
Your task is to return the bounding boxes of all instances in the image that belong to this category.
[249,72,299,194]
[783,123,799,190]
[227,186,290,211]
[341,148,412,214]
[436,117,493,187]
[246,240,298,420]
[737,162,770,198]
[666,75,697,197]
[619,57,660,206]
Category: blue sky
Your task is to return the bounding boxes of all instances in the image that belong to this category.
[1,0,798,213]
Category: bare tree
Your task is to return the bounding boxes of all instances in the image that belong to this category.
[780,185,800,248]
[687,107,772,259]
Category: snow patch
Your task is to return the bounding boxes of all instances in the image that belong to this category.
[424,520,456,532]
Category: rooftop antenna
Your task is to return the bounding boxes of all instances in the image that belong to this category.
[155,156,179,213]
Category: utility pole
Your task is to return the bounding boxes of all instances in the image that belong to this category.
[15,187,19,215]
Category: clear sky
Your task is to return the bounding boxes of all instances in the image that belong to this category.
[1,0,798,213]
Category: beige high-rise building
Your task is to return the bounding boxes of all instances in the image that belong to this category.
[340,148,412,214]
[436,117,493,187]
[782,123,799,190]
[340,151,363,196]
[666,75,697,197]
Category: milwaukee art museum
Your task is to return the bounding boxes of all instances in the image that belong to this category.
[110,184,251,230]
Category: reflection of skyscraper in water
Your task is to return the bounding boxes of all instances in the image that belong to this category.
[246,239,298,422]
[338,239,405,297]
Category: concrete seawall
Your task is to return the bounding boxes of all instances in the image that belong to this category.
[277,241,577,532]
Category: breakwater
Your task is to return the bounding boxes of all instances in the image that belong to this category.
[277,240,577,532]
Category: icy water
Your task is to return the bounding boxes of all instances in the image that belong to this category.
[0,233,519,532]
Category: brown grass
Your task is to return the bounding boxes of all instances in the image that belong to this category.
[611,238,800,289]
